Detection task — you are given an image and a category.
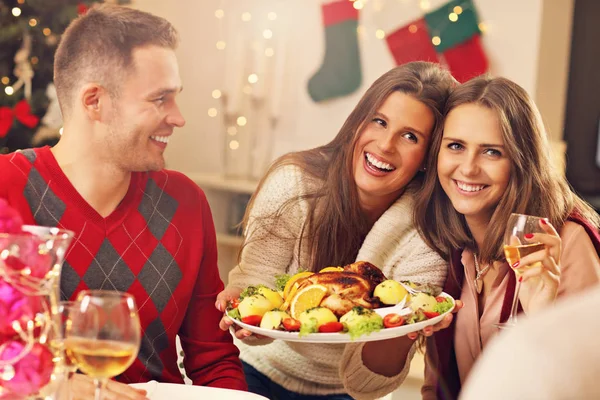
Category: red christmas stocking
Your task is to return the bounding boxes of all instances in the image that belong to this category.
[442,35,488,82]
[308,1,362,102]
[385,18,440,66]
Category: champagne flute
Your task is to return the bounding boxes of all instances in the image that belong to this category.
[497,213,546,329]
[65,290,141,400]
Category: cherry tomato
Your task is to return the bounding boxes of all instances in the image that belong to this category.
[383,313,405,328]
[318,322,344,333]
[423,311,440,319]
[228,298,240,309]
[241,315,262,326]
[282,318,301,331]
[435,296,446,303]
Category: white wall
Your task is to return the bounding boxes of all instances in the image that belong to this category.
[133,0,548,175]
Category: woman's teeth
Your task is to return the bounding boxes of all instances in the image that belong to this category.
[365,152,395,172]
[456,181,486,192]
[151,136,170,144]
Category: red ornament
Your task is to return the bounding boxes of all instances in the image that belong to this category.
[77,3,88,15]
[0,100,40,138]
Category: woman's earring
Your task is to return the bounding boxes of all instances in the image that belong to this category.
[420,166,427,172]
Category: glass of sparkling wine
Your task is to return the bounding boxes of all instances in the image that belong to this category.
[498,213,547,329]
[65,290,141,400]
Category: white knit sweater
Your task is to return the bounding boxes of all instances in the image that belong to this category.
[228,165,448,398]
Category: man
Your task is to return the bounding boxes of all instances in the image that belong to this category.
[460,286,600,400]
[0,5,246,399]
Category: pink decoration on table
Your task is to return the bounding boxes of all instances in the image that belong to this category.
[0,199,23,234]
[0,280,41,337]
[0,200,73,398]
[0,341,53,397]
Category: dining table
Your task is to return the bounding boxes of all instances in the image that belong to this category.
[130,381,268,399]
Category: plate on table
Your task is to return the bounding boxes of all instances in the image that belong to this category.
[227,292,455,343]
[130,381,268,399]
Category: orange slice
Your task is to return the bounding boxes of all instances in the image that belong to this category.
[283,271,313,299]
[319,266,344,273]
[279,282,301,311]
[290,284,328,320]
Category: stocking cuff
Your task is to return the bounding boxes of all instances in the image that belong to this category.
[322,1,359,26]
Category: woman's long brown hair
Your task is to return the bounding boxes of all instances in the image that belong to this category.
[240,62,455,272]
[415,76,600,267]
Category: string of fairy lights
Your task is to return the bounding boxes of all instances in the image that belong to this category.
[350,0,487,48]
[207,0,487,156]
[1,0,60,97]
[208,4,282,153]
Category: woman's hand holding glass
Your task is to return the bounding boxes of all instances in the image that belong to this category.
[500,213,562,328]
[513,217,562,315]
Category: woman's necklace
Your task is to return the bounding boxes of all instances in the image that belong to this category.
[473,253,492,294]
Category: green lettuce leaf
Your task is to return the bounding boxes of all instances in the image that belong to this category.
[239,284,268,300]
[434,298,454,315]
[228,308,241,321]
[345,318,383,340]
[299,317,318,337]
[274,273,291,292]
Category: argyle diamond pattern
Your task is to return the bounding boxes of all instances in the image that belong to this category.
[137,243,182,313]
[23,167,66,227]
[138,178,178,240]
[60,260,81,300]
[82,238,136,291]
[20,148,37,163]
[9,151,192,383]
[138,317,169,377]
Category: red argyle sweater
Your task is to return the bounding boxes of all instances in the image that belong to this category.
[0,147,246,390]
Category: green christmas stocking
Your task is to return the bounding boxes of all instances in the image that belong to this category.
[308,0,362,103]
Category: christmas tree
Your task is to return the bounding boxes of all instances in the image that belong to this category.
[0,0,129,154]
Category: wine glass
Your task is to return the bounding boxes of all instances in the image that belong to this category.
[497,213,546,329]
[53,301,92,400]
[65,290,141,400]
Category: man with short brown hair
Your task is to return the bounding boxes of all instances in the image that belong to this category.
[0,4,246,399]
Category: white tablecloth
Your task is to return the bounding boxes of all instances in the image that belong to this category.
[130,381,268,400]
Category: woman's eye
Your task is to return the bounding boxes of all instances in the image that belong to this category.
[372,118,387,128]
[154,97,165,104]
[484,148,502,157]
[403,132,418,143]
[448,142,463,150]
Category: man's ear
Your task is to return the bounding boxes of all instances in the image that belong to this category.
[80,84,106,121]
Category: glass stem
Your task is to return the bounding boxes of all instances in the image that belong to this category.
[94,378,107,400]
[507,277,522,325]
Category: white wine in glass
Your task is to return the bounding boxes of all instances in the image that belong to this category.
[504,242,545,277]
[66,337,138,378]
[65,290,141,400]
[497,213,547,329]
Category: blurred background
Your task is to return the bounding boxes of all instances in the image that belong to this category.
[1,0,598,396]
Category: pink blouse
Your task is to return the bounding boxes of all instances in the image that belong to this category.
[422,221,600,399]
[454,248,508,383]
